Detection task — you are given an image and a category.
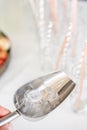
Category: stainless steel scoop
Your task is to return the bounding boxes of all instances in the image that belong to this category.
[0,71,75,127]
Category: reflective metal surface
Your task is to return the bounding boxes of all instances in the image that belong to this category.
[14,71,75,119]
[0,71,75,127]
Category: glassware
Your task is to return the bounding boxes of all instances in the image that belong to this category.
[29,0,71,73]
[31,0,87,114]
[69,0,87,113]
[70,42,87,113]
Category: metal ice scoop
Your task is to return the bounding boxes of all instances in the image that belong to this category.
[0,71,75,127]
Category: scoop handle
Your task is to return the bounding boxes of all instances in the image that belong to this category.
[0,110,20,127]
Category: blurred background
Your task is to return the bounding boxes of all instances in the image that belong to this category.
[0,0,87,130]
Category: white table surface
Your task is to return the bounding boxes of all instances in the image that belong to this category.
[0,0,87,130]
